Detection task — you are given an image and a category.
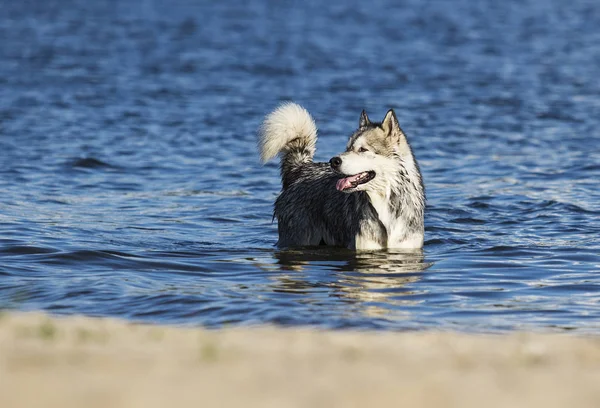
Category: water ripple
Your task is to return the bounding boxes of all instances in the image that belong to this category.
[0,0,599,332]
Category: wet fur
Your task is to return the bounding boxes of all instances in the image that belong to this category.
[259,102,425,250]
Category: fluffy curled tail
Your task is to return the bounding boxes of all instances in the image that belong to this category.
[258,102,317,163]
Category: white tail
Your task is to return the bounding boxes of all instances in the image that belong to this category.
[258,102,317,163]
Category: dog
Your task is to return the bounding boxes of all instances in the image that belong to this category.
[259,102,425,250]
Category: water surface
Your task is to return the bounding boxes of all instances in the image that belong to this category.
[1,0,599,332]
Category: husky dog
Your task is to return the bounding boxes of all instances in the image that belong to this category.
[259,102,425,250]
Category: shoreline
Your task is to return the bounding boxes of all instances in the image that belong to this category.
[1,312,599,408]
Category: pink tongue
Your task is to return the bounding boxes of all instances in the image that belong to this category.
[336,174,361,191]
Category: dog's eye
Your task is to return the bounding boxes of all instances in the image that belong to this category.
[358,147,369,153]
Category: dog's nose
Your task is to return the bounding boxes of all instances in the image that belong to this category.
[330,156,342,169]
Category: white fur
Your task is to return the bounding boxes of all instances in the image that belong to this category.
[337,151,399,195]
[258,102,317,163]
[337,152,377,178]
[353,234,384,250]
[369,191,423,248]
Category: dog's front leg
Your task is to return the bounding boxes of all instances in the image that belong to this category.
[353,233,385,251]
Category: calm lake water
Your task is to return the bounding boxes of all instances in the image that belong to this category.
[1,0,599,332]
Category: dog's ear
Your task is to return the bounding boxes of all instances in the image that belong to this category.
[382,109,408,148]
[381,109,400,136]
[359,110,370,128]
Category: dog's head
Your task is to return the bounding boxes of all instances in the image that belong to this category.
[330,109,412,193]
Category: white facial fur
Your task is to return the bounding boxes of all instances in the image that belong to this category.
[337,151,399,193]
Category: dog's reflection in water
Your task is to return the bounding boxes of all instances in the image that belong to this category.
[270,248,432,317]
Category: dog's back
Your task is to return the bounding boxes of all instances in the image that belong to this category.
[272,162,385,248]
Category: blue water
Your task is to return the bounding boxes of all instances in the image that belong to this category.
[1,0,599,332]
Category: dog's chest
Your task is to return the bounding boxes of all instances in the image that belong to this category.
[367,193,405,246]
[368,194,392,229]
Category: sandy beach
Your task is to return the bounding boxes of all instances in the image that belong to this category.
[1,312,599,408]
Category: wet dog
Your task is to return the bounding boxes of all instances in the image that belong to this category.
[259,103,425,250]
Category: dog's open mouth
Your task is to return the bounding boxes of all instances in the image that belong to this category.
[335,171,376,191]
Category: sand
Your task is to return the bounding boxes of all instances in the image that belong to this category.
[1,312,599,408]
